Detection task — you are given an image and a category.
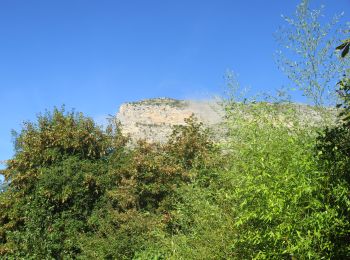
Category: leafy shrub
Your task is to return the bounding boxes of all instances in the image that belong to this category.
[155,102,343,259]
[221,102,338,258]
[78,114,217,259]
[315,68,350,258]
[0,108,113,257]
[1,101,347,259]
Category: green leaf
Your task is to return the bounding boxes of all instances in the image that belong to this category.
[336,42,348,50]
[341,44,350,58]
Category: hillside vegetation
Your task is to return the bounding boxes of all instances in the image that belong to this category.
[0,94,349,259]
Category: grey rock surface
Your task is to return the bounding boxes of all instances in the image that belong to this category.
[116,98,337,143]
[116,98,224,143]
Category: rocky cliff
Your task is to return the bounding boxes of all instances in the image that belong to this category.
[116,98,224,143]
[116,98,337,143]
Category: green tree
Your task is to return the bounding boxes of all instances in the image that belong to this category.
[220,102,334,258]
[0,108,116,258]
[78,115,217,259]
[275,0,349,106]
[313,38,350,258]
[336,38,350,124]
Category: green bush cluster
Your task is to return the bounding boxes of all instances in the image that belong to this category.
[0,111,217,259]
[0,99,349,258]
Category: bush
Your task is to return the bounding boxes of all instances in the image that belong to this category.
[154,102,344,259]
[315,73,350,258]
[78,114,217,259]
[0,108,113,257]
[220,103,337,258]
[2,101,347,258]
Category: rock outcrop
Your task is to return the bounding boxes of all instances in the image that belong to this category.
[116,98,224,143]
[116,98,337,143]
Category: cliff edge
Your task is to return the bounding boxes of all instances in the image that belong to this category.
[116,98,224,143]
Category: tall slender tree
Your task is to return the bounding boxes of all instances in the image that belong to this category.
[275,0,349,106]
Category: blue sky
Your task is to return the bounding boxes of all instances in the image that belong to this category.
[0,0,349,173]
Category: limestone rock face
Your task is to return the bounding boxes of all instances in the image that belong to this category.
[116,98,223,143]
[116,98,337,144]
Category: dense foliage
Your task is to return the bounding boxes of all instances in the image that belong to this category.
[0,108,113,257]
[218,103,346,258]
[0,110,218,259]
[0,98,349,259]
[314,42,350,258]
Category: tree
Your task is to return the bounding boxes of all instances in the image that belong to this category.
[310,38,350,259]
[275,0,349,106]
[0,108,117,258]
[78,115,217,259]
[334,38,350,123]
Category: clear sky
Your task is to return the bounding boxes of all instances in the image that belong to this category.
[0,0,349,172]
